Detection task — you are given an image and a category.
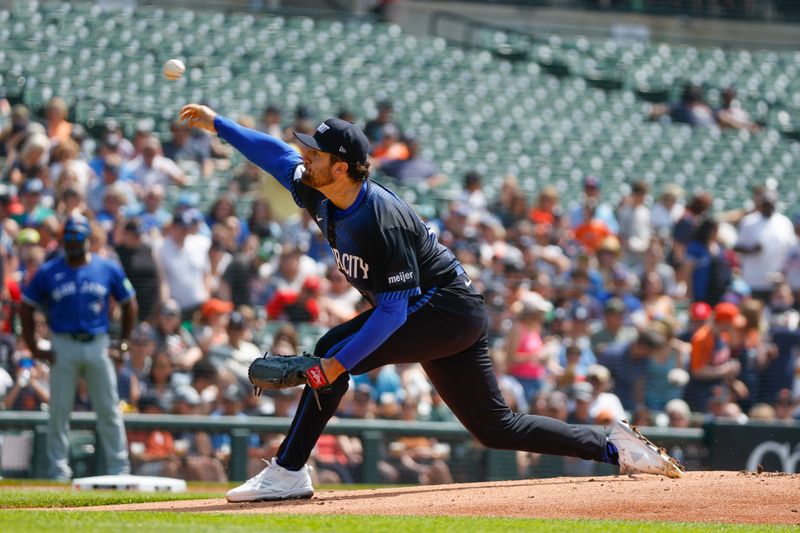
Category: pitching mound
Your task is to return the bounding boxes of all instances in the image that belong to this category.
[89,471,799,524]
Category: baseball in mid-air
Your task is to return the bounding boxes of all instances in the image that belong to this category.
[162,59,185,80]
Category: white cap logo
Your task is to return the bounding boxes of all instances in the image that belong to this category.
[317,123,330,134]
[339,146,347,153]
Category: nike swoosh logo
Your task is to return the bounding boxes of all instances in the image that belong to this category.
[465,278,472,287]
[315,216,323,223]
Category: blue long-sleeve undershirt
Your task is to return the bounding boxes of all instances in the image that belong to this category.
[333,297,408,370]
[213,115,302,198]
[213,114,412,372]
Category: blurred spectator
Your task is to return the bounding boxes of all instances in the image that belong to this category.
[645,320,690,411]
[569,175,619,233]
[574,200,613,253]
[651,184,685,238]
[45,97,72,144]
[684,302,743,412]
[136,184,171,233]
[616,181,651,265]
[6,133,50,186]
[208,311,261,383]
[140,349,179,412]
[459,171,488,212]
[3,357,49,411]
[115,218,161,321]
[590,297,637,358]
[129,393,176,476]
[734,190,796,300]
[651,84,716,127]
[686,217,731,305]
[126,322,158,383]
[781,214,800,300]
[585,365,626,422]
[257,104,283,138]
[363,100,398,144]
[505,291,552,402]
[163,121,213,177]
[154,299,203,371]
[370,124,409,163]
[379,133,446,188]
[0,104,45,159]
[87,154,136,214]
[126,135,186,191]
[155,211,212,318]
[715,87,760,131]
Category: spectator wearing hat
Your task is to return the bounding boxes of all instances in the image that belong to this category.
[154,299,203,372]
[208,311,261,385]
[679,302,713,342]
[683,302,743,412]
[735,190,797,301]
[266,275,322,324]
[569,176,619,234]
[125,323,158,383]
[155,210,212,318]
[13,178,55,228]
[686,217,731,306]
[199,298,235,347]
[115,218,161,321]
[728,299,773,412]
[505,291,553,403]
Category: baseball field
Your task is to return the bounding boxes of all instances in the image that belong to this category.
[1,471,797,532]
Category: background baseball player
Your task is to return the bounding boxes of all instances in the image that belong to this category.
[180,104,682,502]
[21,215,138,481]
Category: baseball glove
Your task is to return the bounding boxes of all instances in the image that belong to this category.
[248,353,331,409]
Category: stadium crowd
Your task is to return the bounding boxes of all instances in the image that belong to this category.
[0,95,798,483]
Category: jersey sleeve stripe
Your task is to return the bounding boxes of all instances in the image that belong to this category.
[376,287,421,303]
[21,294,42,308]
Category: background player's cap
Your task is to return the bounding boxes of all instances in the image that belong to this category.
[294,118,370,165]
[63,215,90,241]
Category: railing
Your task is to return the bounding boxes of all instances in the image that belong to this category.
[0,411,704,482]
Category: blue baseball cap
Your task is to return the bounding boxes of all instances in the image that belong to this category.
[294,118,370,165]
[63,215,90,241]
[20,178,44,195]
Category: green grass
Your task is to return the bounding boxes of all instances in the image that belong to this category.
[0,511,792,533]
[0,488,221,508]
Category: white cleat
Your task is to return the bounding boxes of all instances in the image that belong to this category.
[609,420,684,479]
[226,458,314,503]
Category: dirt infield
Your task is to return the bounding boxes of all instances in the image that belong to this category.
[88,471,799,525]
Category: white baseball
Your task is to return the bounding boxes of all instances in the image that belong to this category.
[162,59,185,80]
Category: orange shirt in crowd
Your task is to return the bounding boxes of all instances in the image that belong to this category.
[574,220,612,252]
[48,120,73,144]
[689,323,732,371]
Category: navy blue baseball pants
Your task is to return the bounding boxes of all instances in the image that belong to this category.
[276,273,608,470]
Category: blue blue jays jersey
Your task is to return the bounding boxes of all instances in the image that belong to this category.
[22,254,135,334]
[215,116,460,306]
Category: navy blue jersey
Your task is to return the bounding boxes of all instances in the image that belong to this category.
[22,254,135,334]
[216,116,459,306]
